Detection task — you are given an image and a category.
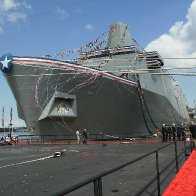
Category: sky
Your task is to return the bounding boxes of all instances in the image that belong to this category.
[0,0,195,127]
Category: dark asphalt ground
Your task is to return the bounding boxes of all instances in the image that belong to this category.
[0,142,188,196]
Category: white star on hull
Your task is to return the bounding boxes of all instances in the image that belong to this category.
[0,56,11,70]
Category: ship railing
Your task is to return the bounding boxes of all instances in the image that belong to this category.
[51,140,193,196]
[14,132,159,144]
[15,134,73,144]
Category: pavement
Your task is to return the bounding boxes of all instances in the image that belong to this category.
[0,141,188,196]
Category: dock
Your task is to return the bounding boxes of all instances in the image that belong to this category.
[0,141,189,195]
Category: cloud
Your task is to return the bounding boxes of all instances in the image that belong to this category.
[11,119,26,127]
[0,26,3,33]
[145,0,196,68]
[0,0,19,11]
[84,23,95,31]
[0,0,31,32]
[7,12,27,22]
[56,7,69,20]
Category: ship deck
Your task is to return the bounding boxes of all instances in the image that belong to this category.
[0,141,187,196]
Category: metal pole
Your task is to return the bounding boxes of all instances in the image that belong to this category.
[183,140,187,157]
[12,126,13,137]
[93,178,103,196]
[155,151,161,196]
[94,179,98,196]
[174,141,179,173]
[3,127,5,138]
[98,178,103,196]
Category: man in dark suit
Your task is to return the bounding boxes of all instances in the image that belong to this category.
[82,129,88,144]
[161,124,166,142]
[189,121,196,148]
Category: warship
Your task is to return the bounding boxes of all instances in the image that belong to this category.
[0,22,190,136]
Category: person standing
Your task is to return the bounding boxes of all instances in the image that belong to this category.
[189,122,196,148]
[165,125,169,142]
[82,129,88,144]
[177,125,181,140]
[181,124,186,141]
[76,130,81,144]
[167,125,172,142]
[171,123,177,141]
[161,124,166,142]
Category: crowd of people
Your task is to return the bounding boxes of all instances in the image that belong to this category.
[76,122,196,145]
[161,123,186,142]
[0,133,15,145]
[160,122,196,147]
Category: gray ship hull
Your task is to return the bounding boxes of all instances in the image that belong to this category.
[4,57,187,136]
[1,22,190,136]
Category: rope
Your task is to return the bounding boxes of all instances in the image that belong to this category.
[142,92,159,130]
[137,74,159,131]
[135,74,153,135]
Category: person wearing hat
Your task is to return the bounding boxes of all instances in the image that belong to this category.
[161,124,166,142]
[171,123,177,141]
